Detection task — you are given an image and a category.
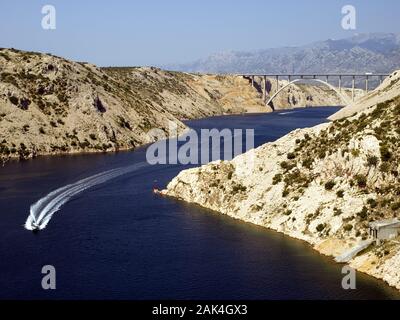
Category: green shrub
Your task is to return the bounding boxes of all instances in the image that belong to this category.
[357,206,368,220]
[282,189,290,197]
[367,198,378,208]
[324,180,336,191]
[78,140,90,149]
[280,161,296,171]
[272,173,283,185]
[380,162,390,173]
[367,155,379,167]
[89,133,97,140]
[287,152,296,160]
[284,210,292,216]
[336,190,345,198]
[302,158,313,169]
[351,149,360,157]
[9,96,18,105]
[391,202,400,211]
[231,184,247,195]
[318,150,326,159]
[380,146,392,161]
[343,224,353,232]
[316,224,326,232]
[355,175,367,188]
[280,161,288,169]
[333,207,343,216]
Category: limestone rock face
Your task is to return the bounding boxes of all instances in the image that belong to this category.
[0,49,266,163]
[330,70,400,120]
[0,50,187,162]
[0,48,354,164]
[163,69,400,290]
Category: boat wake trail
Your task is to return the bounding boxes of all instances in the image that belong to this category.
[278,111,297,116]
[25,162,148,231]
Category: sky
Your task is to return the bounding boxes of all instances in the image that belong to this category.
[0,0,399,66]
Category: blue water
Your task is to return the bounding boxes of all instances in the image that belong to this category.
[0,107,399,300]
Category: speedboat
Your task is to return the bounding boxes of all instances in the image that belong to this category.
[31,222,40,233]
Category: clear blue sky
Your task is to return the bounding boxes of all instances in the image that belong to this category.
[0,0,399,66]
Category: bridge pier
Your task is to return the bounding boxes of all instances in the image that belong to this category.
[366,76,369,93]
[251,76,254,88]
[352,76,355,102]
[263,76,267,103]
[339,76,342,93]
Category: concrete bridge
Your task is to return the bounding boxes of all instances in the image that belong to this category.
[240,73,390,109]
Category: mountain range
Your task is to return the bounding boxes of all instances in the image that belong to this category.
[167,33,400,76]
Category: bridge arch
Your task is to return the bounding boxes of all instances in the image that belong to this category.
[266,78,351,108]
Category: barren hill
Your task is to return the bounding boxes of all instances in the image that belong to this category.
[163,69,400,290]
[0,49,267,164]
[0,48,348,165]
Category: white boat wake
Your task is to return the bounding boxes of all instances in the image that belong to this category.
[25,162,148,231]
[278,111,297,116]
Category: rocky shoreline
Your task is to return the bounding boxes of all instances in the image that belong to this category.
[162,70,400,291]
[1,48,352,165]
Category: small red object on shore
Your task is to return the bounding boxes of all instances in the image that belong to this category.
[153,188,160,194]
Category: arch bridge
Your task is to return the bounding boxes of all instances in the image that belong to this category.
[240,74,389,110]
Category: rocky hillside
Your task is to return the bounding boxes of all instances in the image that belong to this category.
[330,70,400,120]
[0,48,350,165]
[162,70,400,290]
[0,49,266,164]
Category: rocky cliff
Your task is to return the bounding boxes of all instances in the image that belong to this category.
[162,70,400,290]
[330,70,400,120]
[0,48,348,165]
[0,49,265,164]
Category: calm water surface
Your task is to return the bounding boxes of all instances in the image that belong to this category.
[1,107,399,299]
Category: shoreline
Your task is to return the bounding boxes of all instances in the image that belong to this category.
[1,105,342,167]
[160,93,400,294]
[161,192,400,294]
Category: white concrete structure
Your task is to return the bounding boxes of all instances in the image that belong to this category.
[369,219,400,245]
[241,73,390,109]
